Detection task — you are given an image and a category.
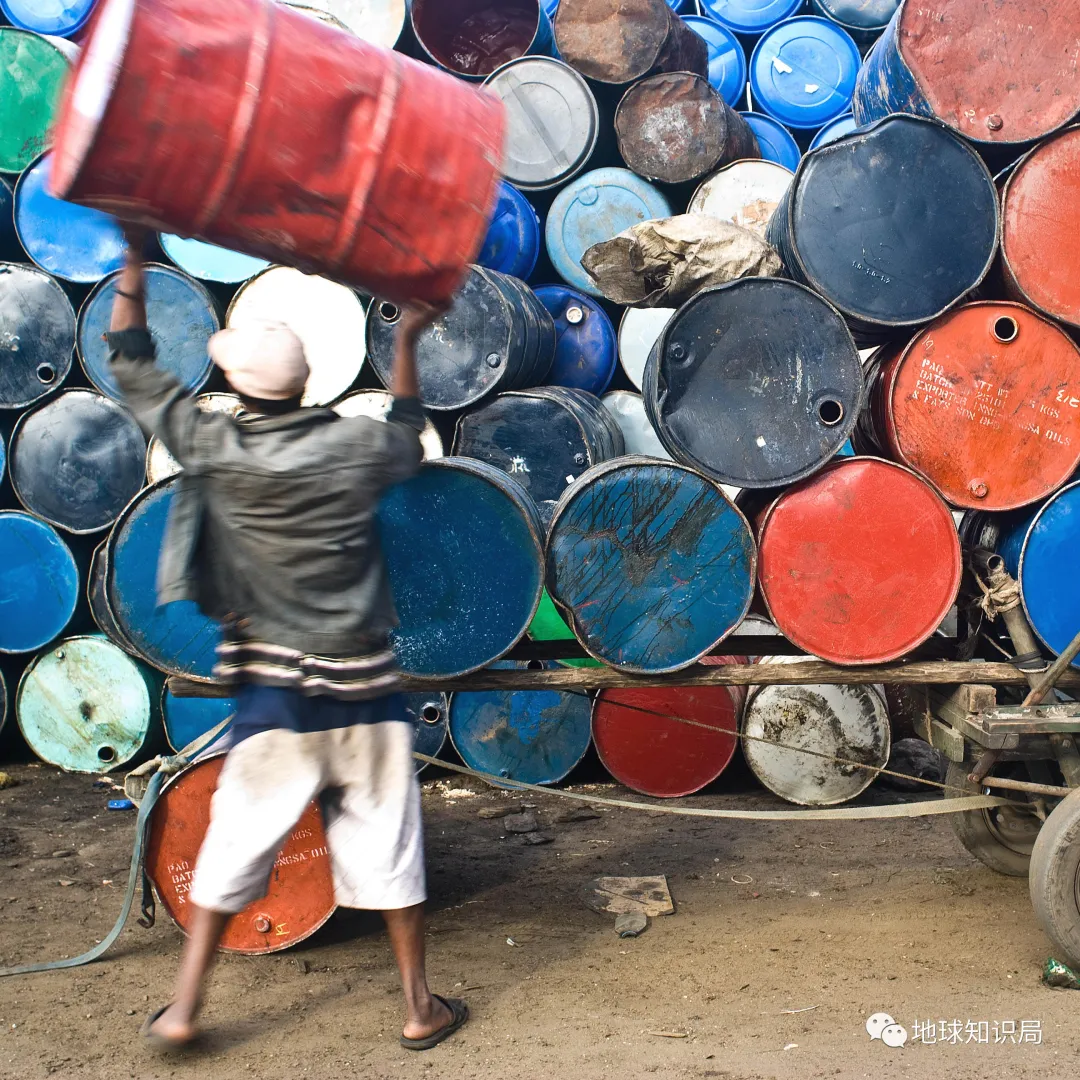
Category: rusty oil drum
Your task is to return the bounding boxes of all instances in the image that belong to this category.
[857,303,1080,511]
[591,657,746,798]
[145,753,336,954]
[852,0,1080,148]
[757,457,961,665]
[1001,126,1080,333]
[49,0,505,306]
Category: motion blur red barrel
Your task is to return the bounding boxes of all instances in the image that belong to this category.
[48,0,505,304]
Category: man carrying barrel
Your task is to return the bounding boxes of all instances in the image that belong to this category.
[108,228,468,1054]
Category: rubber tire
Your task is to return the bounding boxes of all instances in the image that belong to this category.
[946,761,1034,878]
[1029,787,1080,969]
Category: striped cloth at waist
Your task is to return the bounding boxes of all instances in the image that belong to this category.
[213,632,401,701]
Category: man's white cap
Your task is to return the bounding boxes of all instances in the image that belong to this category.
[208,321,309,401]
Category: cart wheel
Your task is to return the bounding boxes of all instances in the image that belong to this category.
[1029,788,1080,969]
[946,761,1041,877]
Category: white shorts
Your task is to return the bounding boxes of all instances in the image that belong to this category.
[190,721,426,914]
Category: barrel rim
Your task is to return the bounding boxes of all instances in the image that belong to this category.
[0,28,72,174]
[9,387,148,535]
[648,275,863,488]
[483,56,600,192]
[87,537,142,656]
[689,156,794,215]
[781,112,1000,331]
[616,304,675,391]
[332,388,445,459]
[1016,477,1080,667]
[679,15,747,108]
[807,0,896,37]
[545,454,757,674]
[15,632,154,773]
[0,509,79,655]
[881,299,1080,512]
[403,690,449,774]
[699,0,802,37]
[148,751,337,954]
[0,260,76,410]
[0,0,97,37]
[160,681,236,755]
[756,455,962,665]
[157,232,272,285]
[742,678,890,805]
[1000,123,1080,331]
[738,111,801,171]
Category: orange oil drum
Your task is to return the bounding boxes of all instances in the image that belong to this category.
[144,754,336,954]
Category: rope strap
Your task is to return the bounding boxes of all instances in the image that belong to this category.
[975,571,1022,620]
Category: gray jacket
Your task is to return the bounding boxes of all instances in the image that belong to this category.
[109,329,424,656]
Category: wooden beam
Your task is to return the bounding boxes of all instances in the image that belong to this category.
[167,660,1080,699]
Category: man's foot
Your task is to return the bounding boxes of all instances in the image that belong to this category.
[400,995,468,1051]
[142,1002,199,1051]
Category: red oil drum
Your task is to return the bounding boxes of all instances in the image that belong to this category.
[49,0,505,305]
[144,754,336,954]
[859,303,1080,511]
[591,657,746,798]
[1002,127,1080,332]
[757,458,961,666]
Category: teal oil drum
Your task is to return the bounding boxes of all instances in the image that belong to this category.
[449,662,591,785]
[162,687,235,754]
[16,635,162,773]
[105,477,222,680]
[378,458,545,677]
[546,457,756,672]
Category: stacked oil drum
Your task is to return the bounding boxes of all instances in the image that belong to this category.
[3,0,1080,852]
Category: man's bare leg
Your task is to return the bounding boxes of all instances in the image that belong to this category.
[382,904,454,1040]
[147,905,231,1044]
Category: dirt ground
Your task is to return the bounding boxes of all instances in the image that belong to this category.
[0,755,1076,1080]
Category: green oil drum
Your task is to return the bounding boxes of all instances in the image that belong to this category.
[528,589,601,669]
[17,635,162,773]
[0,29,71,173]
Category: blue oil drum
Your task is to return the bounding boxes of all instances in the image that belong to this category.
[766,114,999,342]
[534,285,617,395]
[377,458,545,677]
[809,0,899,46]
[78,263,219,402]
[546,168,671,298]
[1,0,98,36]
[105,477,222,681]
[681,17,747,108]
[749,17,860,130]
[0,176,16,257]
[406,692,450,773]
[87,540,134,655]
[368,266,555,411]
[449,662,592,785]
[546,457,756,672]
[0,263,75,409]
[162,687,235,754]
[998,480,1080,670]
[477,182,542,280]
[158,234,270,285]
[9,389,147,534]
[0,669,6,737]
[700,0,802,38]
[17,635,161,773]
[453,386,624,524]
[0,511,78,654]
[14,154,127,284]
[808,111,859,150]
[740,112,800,170]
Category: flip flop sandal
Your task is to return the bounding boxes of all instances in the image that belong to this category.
[141,1004,198,1054]
[399,995,469,1051]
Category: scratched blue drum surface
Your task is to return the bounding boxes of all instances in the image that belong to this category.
[1,0,98,35]
[159,234,270,285]
[17,635,158,773]
[78,263,219,401]
[405,692,449,772]
[0,511,78,654]
[378,458,545,678]
[546,457,756,672]
[740,112,800,171]
[681,16,747,108]
[534,285,616,394]
[477,182,542,280]
[106,478,222,680]
[162,688,235,754]
[998,480,1080,669]
[449,662,592,785]
[15,155,127,284]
